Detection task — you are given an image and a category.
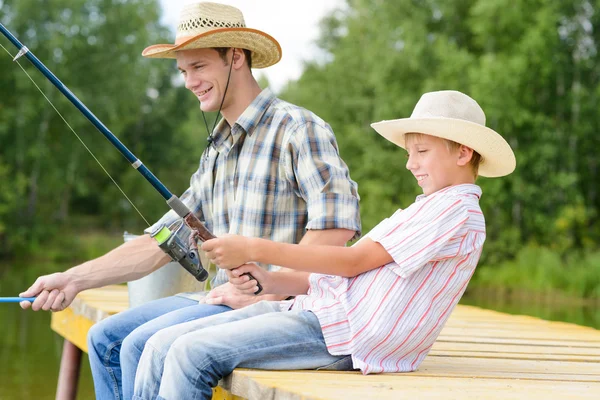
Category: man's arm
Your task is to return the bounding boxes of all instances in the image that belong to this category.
[20,234,170,311]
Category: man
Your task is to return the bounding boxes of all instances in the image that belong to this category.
[19,2,360,400]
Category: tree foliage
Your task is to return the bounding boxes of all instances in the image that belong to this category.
[281,0,600,267]
[0,0,204,255]
[0,0,598,289]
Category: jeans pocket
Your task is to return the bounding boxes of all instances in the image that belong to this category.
[316,355,355,371]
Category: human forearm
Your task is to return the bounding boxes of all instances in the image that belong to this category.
[65,234,170,292]
[249,238,361,277]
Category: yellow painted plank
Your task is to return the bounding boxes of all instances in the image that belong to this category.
[51,306,95,352]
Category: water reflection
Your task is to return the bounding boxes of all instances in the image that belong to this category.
[461,286,600,329]
[0,263,95,400]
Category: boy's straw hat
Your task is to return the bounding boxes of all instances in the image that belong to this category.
[371,90,516,177]
[142,2,281,69]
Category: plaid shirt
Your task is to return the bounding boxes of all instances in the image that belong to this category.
[149,89,361,288]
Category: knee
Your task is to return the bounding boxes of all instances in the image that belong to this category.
[167,336,212,372]
[87,318,114,354]
[144,329,177,358]
[121,330,144,360]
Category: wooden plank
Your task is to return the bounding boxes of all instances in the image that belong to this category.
[439,327,600,341]
[224,369,600,400]
[431,340,600,356]
[49,286,600,400]
[429,350,600,362]
[436,336,600,348]
[418,356,600,379]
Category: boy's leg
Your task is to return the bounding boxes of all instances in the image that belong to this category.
[88,295,228,400]
[120,301,231,400]
[133,302,349,400]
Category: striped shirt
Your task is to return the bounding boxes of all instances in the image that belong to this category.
[148,89,361,288]
[288,184,485,373]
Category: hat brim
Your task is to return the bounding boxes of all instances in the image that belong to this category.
[371,117,516,178]
[141,27,281,69]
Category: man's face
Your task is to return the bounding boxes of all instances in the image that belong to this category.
[176,48,232,113]
[405,134,464,196]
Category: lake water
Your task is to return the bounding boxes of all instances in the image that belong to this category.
[1,263,598,399]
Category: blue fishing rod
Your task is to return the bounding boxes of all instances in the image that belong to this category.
[0,22,261,294]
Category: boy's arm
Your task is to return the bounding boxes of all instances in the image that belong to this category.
[203,235,392,278]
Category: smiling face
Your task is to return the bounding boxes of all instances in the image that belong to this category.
[176,47,235,113]
[405,133,476,195]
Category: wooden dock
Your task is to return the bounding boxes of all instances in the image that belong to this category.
[51,285,600,399]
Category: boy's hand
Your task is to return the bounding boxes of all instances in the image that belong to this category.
[226,263,270,295]
[201,235,251,269]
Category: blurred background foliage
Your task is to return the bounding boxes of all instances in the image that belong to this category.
[0,0,599,300]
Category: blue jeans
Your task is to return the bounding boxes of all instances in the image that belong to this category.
[87,295,231,400]
[132,301,353,400]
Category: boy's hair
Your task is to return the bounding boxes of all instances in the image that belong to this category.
[214,47,253,70]
[405,132,482,178]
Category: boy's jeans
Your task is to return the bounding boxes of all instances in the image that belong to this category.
[87,295,231,400]
[133,301,353,400]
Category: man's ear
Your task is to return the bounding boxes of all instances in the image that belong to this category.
[456,145,474,166]
[231,48,246,70]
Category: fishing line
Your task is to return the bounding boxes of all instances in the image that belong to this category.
[0,42,151,226]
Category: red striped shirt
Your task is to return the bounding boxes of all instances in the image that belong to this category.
[287,184,485,374]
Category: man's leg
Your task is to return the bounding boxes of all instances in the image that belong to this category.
[87,295,198,400]
[133,302,349,400]
[120,302,231,400]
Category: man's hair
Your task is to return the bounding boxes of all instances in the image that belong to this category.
[214,47,253,70]
[404,132,482,178]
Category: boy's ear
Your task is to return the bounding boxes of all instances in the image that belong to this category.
[456,145,474,166]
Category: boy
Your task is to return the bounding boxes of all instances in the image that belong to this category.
[132,90,516,400]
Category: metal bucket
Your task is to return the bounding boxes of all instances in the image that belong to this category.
[124,232,207,308]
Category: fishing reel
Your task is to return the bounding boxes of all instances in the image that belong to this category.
[150,219,209,282]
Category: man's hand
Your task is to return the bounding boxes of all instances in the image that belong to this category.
[201,234,251,269]
[226,263,271,295]
[204,282,262,309]
[19,273,79,312]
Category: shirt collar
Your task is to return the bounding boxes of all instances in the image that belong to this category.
[209,88,277,153]
[234,88,277,137]
[415,184,482,202]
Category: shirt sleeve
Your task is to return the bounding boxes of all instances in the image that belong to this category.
[144,168,206,235]
[371,195,470,278]
[284,121,361,237]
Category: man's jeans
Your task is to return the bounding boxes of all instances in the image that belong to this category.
[87,295,231,400]
[133,301,353,400]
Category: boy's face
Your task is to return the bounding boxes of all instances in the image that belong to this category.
[176,48,234,113]
[405,134,471,196]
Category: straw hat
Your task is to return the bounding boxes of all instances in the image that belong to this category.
[142,2,282,68]
[371,91,516,178]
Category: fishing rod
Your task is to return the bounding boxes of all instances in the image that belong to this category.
[0,23,261,293]
[0,298,35,303]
